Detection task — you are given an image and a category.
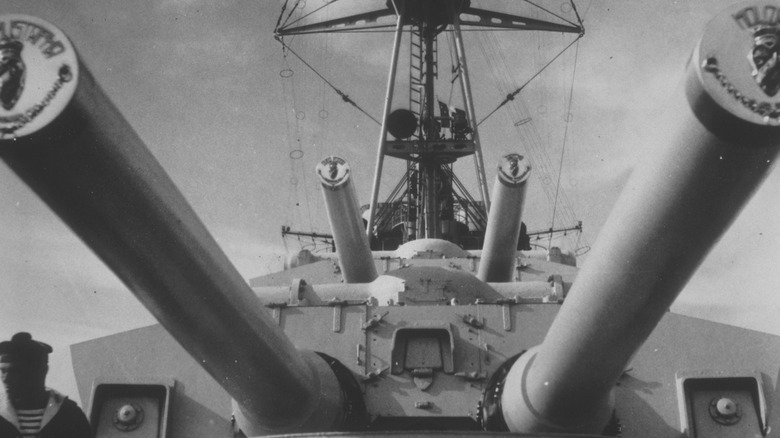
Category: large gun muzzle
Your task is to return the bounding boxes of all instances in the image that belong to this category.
[501,3,780,434]
[477,153,530,282]
[317,156,378,283]
[0,15,345,436]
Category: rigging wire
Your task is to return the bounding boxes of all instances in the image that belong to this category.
[277,0,343,31]
[471,10,586,241]
[284,0,304,29]
[275,0,289,32]
[444,30,458,109]
[478,0,584,126]
[549,37,581,249]
[277,1,585,130]
[478,34,582,126]
[569,0,585,25]
[276,0,588,251]
[279,56,300,230]
[477,31,557,210]
[276,38,382,126]
[475,28,584,251]
[523,0,581,28]
[580,0,594,22]
[316,32,333,160]
[279,52,315,234]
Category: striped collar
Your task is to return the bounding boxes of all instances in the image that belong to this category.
[0,389,66,432]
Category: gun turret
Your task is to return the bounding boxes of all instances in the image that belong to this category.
[477,153,530,282]
[500,4,780,434]
[0,15,352,436]
[7,4,780,437]
[317,156,379,283]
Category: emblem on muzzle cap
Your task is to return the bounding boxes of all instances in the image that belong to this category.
[0,39,25,111]
[0,15,78,138]
[693,3,780,127]
[497,153,530,186]
[748,26,780,96]
[316,156,351,189]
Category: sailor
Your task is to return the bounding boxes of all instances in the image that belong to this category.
[0,332,91,438]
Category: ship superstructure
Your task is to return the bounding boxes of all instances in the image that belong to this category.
[275,0,583,253]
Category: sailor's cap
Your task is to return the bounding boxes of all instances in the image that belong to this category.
[0,332,52,363]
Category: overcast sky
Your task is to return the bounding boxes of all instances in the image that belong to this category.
[2,0,779,404]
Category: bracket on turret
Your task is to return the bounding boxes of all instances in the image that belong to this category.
[676,370,768,437]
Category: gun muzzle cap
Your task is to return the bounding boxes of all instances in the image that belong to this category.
[497,153,531,186]
[316,156,351,189]
[688,2,780,145]
[0,14,79,140]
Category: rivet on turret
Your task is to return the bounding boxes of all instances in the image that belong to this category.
[716,398,737,416]
[113,403,144,431]
[709,396,741,425]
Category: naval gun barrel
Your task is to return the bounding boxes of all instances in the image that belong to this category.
[0,15,344,436]
[501,4,780,434]
[317,156,379,283]
[477,153,530,282]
